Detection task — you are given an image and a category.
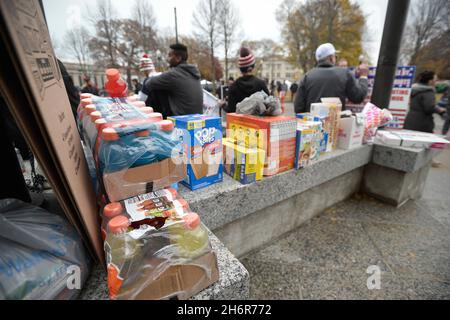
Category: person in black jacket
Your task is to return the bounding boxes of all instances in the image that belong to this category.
[294,43,369,112]
[224,47,269,113]
[404,71,446,133]
[142,43,203,118]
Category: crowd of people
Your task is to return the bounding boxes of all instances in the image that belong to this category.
[70,40,448,136]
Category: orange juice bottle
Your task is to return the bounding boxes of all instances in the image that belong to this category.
[101,203,123,241]
[105,215,140,299]
[170,213,209,260]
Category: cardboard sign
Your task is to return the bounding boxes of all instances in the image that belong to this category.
[0,1,103,261]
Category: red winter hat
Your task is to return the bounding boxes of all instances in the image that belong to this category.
[140,53,155,72]
[238,47,256,69]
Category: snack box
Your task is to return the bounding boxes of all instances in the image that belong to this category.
[338,114,365,150]
[226,113,297,176]
[223,138,265,184]
[296,113,329,153]
[168,115,223,191]
[310,98,342,152]
[375,130,450,150]
[295,121,322,169]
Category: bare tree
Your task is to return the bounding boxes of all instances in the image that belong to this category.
[401,0,450,65]
[132,0,158,54]
[193,0,220,93]
[114,19,142,88]
[63,27,91,73]
[217,0,240,80]
[89,0,119,68]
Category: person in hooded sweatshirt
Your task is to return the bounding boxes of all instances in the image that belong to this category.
[404,70,446,133]
[224,47,269,113]
[142,43,203,118]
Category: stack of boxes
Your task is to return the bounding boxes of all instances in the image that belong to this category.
[226,113,297,176]
[222,138,265,185]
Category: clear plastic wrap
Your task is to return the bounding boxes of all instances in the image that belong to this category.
[102,193,219,300]
[0,199,91,300]
[97,119,187,202]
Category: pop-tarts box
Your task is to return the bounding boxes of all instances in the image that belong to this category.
[168,114,223,191]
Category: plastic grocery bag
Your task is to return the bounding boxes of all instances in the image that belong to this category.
[203,89,221,116]
[236,91,282,116]
[0,199,91,300]
[362,102,393,144]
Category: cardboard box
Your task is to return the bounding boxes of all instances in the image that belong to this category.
[223,138,265,184]
[296,114,329,153]
[295,121,322,169]
[103,156,187,202]
[169,115,223,191]
[375,130,450,149]
[117,251,220,300]
[310,98,342,152]
[0,1,103,261]
[338,114,365,150]
[226,114,297,176]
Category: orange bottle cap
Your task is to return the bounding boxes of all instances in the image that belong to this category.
[80,93,93,99]
[166,188,178,199]
[176,198,189,211]
[85,104,97,114]
[147,113,163,121]
[106,68,120,81]
[81,98,93,107]
[108,215,130,234]
[183,213,200,230]
[159,120,174,132]
[140,107,154,114]
[102,128,120,141]
[103,202,123,218]
[95,118,107,130]
[132,101,146,108]
[90,111,102,122]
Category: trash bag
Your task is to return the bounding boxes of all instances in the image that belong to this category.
[0,199,91,300]
[236,91,282,116]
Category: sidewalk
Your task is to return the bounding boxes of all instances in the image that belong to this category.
[240,117,450,300]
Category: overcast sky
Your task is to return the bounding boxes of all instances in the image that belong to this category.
[43,0,389,64]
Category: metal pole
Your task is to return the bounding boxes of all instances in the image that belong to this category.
[174,7,179,44]
[371,0,410,109]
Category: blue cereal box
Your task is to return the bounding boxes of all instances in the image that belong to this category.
[169,114,223,190]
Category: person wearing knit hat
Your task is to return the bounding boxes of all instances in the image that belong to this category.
[223,47,269,113]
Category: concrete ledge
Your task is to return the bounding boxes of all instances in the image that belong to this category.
[179,145,373,231]
[372,143,440,173]
[363,163,431,207]
[79,232,249,300]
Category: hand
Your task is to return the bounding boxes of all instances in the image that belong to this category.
[357,63,369,78]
